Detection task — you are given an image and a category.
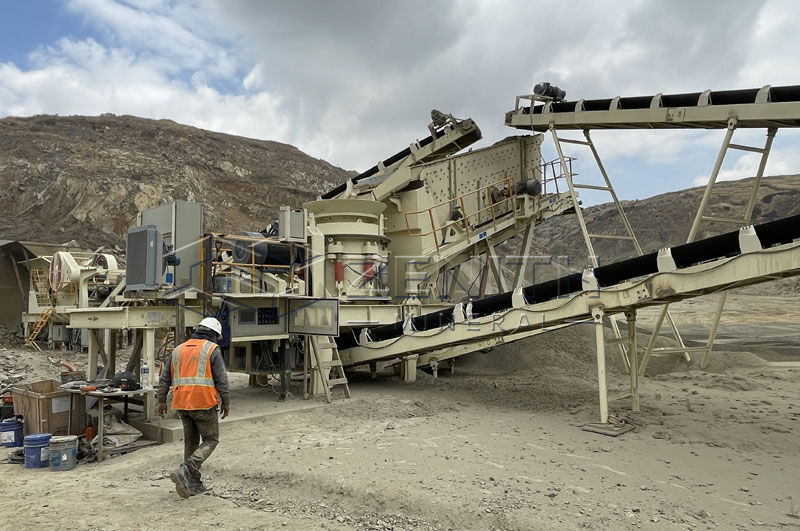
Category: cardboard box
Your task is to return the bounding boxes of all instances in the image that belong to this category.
[12,379,85,436]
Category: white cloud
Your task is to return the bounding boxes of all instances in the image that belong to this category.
[736,0,800,87]
[65,0,240,79]
[692,147,800,186]
[1,0,800,181]
[0,37,289,143]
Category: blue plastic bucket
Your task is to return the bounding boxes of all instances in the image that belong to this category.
[49,436,78,471]
[24,433,52,469]
[0,418,23,448]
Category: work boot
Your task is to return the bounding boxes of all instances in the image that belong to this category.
[169,463,192,499]
[188,470,207,496]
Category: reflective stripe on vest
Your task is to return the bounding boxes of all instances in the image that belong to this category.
[171,339,218,410]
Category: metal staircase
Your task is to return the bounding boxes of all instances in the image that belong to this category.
[310,336,351,403]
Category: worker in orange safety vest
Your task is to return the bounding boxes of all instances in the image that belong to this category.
[156,317,230,498]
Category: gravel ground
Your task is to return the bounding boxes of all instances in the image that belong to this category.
[1,295,798,530]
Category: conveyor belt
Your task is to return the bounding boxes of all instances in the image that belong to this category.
[321,129,445,199]
[337,214,800,360]
[506,85,800,131]
[322,119,482,199]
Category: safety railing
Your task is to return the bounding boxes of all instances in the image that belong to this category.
[540,156,577,195]
[30,268,52,306]
[403,177,518,252]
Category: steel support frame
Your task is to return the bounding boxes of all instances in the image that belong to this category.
[485,236,508,294]
[626,310,640,413]
[433,217,534,306]
[446,264,462,300]
[641,120,778,372]
[592,307,609,423]
[512,220,536,289]
[549,126,690,373]
[341,241,800,421]
[592,307,640,423]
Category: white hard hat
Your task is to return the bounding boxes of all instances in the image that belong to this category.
[198,317,223,336]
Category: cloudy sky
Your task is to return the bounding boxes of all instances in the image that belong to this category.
[2,0,799,203]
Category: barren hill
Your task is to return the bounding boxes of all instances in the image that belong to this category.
[1,113,798,270]
[0,114,353,248]
[520,174,800,294]
[533,174,800,268]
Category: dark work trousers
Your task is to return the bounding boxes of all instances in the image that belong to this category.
[178,407,220,470]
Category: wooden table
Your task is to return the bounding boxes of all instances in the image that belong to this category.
[66,388,156,462]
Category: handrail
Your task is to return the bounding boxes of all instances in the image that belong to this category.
[540,156,577,195]
[30,268,52,305]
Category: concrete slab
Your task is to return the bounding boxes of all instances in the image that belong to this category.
[129,386,328,442]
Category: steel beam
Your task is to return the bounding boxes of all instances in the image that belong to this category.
[68,306,204,330]
[626,311,639,413]
[507,100,800,131]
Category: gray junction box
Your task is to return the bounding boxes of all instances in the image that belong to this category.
[126,225,163,291]
[138,201,204,290]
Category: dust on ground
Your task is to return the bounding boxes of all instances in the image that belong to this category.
[1,294,799,530]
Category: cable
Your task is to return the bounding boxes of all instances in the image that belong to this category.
[253,341,282,394]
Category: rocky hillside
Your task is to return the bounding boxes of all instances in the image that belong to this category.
[533,174,800,268]
[519,174,800,294]
[1,113,798,274]
[0,114,353,248]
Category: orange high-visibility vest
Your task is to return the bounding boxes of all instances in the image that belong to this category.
[171,339,219,410]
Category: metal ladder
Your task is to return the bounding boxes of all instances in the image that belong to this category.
[549,126,691,372]
[310,336,351,403]
[25,306,55,350]
[641,120,778,372]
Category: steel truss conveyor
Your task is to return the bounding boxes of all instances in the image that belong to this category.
[338,214,800,422]
[506,84,800,131]
[505,84,800,372]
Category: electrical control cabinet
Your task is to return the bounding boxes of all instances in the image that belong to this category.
[278,206,306,243]
[52,324,68,342]
[228,297,288,339]
[138,201,203,290]
[126,225,163,291]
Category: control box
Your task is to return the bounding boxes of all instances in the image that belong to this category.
[228,297,288,339]
[126,225,163,291]
[278,206,306,243]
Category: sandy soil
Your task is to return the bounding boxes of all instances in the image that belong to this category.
[1,295,799,530]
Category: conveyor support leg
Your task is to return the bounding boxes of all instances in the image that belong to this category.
[626,311,639,413]
[592,307,609,423]
[401,354,419,383]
